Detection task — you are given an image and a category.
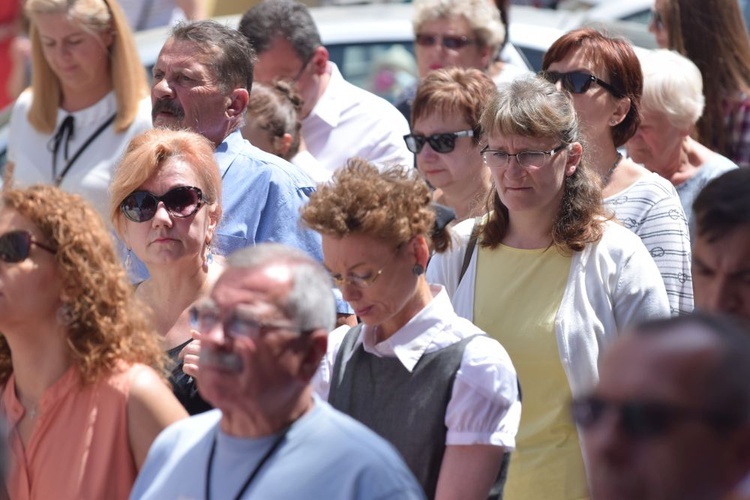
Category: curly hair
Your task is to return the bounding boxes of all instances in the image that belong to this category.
[479,76,608,253]
[0,186,165,386]
[300,158,451,253]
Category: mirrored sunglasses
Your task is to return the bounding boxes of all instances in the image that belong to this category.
[0,230,57,263]
[414,34,476,50]
[120,186,206,223]
[540,70,624,98]
[403,130,474,154]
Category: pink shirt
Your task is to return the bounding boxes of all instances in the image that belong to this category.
[1,363,149,500]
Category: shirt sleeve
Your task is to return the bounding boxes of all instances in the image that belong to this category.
[445,334,521,449]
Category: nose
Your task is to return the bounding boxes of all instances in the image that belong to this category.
[202,319,227,345]
[152,78,173,100]
[338,281,362,304]
[581,407,631,466]
[150,202,174,227]
[704,278,741,316]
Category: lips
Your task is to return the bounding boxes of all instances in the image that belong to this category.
[354,305,373,317]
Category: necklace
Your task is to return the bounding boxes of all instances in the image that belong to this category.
[204,425,291,500]
[603,152,623,185]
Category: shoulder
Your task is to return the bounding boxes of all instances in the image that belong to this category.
[231,140,315,188]
[588,220,650,257]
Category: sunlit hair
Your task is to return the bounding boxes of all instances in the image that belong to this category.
[693,168,750,241]
[411,67,498,139]
[25,0,147,134]
[239,0,321,63]
[479,75,607,252]
[227,244,336,333]
[0,186,165,386]
[247,81,303,160]
[109,128,222,238]
[301,158,451,253]
[663,0,750,156]
[543,28,642,148]
[412,0,505,60]
[639,49,704,131]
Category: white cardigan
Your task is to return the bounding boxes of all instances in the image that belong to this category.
[426,218,671,396]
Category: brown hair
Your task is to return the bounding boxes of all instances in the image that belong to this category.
[0,186,165,385]
[411,67,498,136]
[479,76,608,252]
[542,28,642,148]
[301,158,451,253]
[25,0,147,134]
[246,81,303,160]
[109,128,222,239]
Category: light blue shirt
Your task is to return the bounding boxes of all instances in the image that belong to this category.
[131,398,426,500]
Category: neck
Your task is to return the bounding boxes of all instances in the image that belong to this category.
[439,170,491,222]
[376,279,433,341]
[670,137,703,185]
[220,388,314,438]
[60,80,113,113]
[504,212,555,249]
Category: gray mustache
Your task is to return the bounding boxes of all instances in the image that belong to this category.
[152,98,185,121]
[200,348,243,373]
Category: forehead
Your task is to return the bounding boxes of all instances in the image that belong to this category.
[157,39,214,69]
[254,37,304,82]
[693,226,750,268]
[412,111,471,133]
[211,264,293,311]
[548,45,605,76]
[35,11,97,38]
[140,158,201,191]
[418,16,472,35]
[0,208,40,236]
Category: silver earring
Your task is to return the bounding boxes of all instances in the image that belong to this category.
[56,303,74,326]
[125,248,132,269]
[412,264,425,276]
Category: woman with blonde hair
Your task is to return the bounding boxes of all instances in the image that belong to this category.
[110,128,222,415]
[427,75,670,498]
[5,0,151,219]
[0,185,186,499]
[305,159,521,499]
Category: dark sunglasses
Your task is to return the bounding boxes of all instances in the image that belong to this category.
[540,70,624,98]
[404,130,474,154]
[571,396,740,439]
[0,230,57,263]
[415,34,476,50]
[120,186,206,223]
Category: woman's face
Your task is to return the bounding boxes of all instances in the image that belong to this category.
[121,158,218,269]
[34,12,113,98]
[546,47,629,148]
[649,0,670,49]
[485,133,578,220]
[322,233,418,332]
[414,16,490,79]
[413,111,486,193]
[0,208,63,334]
[626,106,686,179]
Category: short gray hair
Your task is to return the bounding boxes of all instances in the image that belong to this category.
[412,0,505,58]
[227,244,336,333]
[639,49,705,130]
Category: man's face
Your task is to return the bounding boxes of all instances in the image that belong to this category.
[151,39,234,146]
[195,264,308,412]
[693,225,750,321]
[581,329,742,500]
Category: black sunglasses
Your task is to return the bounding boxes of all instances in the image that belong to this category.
[120,186,206,223]
[540,70,624,98]
[571,396,740,439]
[404,130,474,154]
[415,34,476,50]
[0,230,57,263]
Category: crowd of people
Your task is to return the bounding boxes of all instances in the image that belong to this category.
[1,0,750,498]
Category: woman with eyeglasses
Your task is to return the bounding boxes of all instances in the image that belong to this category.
[0,185,187,499]
[4,0,151,221]
[649,0,750,169]
[405,67,497,223]
[427,75,670,499]
[541,28,693,316]
[110,128,222,415]
[303,159,521,500]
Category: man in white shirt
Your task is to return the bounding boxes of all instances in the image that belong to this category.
[238,0,412,174]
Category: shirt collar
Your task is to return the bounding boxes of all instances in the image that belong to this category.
[213,129,245,178]
[306,62,342,129]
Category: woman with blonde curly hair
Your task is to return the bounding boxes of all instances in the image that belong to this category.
[4,0,151,219]
[304,159,521,500]
[0,185,186,499]
[427,75,670,499]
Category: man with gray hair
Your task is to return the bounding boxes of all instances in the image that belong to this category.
[238,0,412,174]
[131,244,425,500]
[573,313,750,500]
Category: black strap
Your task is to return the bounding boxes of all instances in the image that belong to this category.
[50,112,116,186]
[458,217,482,286]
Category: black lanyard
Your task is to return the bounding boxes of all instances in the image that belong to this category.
[204,425,290,500]
[49,112,117,186]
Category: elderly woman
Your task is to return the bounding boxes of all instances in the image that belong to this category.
[304,159,521,500]
[650,0,750,167]
[0,185,186,499]
[627,49,737,234]
[427,76,670,499]
[542,28,693,316]
[109,128,221,415]
[5,0,151,219]
[407,67,497,223]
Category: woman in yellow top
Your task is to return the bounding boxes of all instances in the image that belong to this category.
[427,75,670,498]
[0,185,187,499]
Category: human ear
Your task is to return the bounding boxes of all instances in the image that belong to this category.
[311,46,329,76]
[297,329,328,382]
[609,96,631,127]
[227,88,249,117]
[566,142,583,176]
[274,133,293,158]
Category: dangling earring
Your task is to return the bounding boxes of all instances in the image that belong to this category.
[203,247,214,272]
[412,264,425,276]
[56,303,74,326]
[125,248,132,269]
